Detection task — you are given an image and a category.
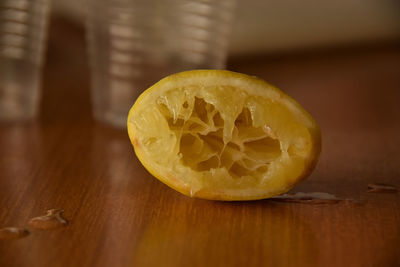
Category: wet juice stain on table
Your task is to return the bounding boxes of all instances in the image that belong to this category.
[270,192,348,204]
[29,209,68,229]
[367,183,398,193]
[0,227,29,240]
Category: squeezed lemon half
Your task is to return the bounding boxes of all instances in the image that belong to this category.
[127,70,321,200]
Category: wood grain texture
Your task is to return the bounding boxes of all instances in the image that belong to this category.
[0,19,399,267]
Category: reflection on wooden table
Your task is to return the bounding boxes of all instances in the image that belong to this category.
[0,19,399,267]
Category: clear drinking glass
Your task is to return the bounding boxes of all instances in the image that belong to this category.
[0,0,50,121]
[86,0,236,127]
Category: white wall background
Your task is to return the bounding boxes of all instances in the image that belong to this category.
[53,0,400,54]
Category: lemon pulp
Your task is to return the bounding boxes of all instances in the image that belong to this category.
[128,70,321,200]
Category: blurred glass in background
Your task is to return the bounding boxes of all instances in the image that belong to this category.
[1,0,400,124]
[0,0,50,121]
[86,0,236,127]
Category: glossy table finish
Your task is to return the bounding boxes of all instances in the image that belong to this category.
[1,20,399,267]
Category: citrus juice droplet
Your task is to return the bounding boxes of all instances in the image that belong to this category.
[0,227,29,240]
[29,209,68,229]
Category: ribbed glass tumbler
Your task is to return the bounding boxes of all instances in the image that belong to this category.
[86,0,236,127]
[0,0,50,121]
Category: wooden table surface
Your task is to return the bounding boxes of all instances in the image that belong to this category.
[1,20,400,267]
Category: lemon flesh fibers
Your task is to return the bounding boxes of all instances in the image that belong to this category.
[127,70,321,201]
